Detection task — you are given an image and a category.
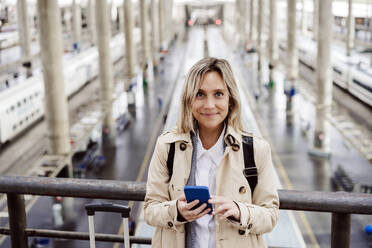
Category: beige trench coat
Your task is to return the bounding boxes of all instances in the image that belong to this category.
[144,126,279,248]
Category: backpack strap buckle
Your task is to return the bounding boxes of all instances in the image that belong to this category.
[243,167,257,178]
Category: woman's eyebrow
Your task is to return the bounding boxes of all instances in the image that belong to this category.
[198,87,227,92]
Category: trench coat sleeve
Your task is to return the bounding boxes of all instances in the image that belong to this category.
[240,138,279,235]
[144,137,185,231]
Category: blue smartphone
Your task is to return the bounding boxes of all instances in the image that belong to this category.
[184,186,213,214]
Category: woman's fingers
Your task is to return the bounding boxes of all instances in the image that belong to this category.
[221,209,236,219]
[213,203,230,215]
[186,199,200,210]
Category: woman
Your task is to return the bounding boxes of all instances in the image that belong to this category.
[144,57,279,248]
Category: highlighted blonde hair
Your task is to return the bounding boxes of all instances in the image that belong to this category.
[176,57,243,134]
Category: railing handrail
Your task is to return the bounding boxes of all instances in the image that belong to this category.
[0,175,371,214]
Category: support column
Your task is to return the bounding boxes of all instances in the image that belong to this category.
[158,0,165,51]
[72,0,81,52]
[286,0,298,115]
[37,0,71,156]
[256,0,265,94]
[301,0,307,33]
[96,0,116,145]
[248,0,256,49]
[239,0,247,50]
[257,0,264,55]
[269,0,278,89]
[119,5,124,34]
[140,0,150,86]
[124,0,137,109]
[370,17,372,66]
[87,0,96,46]
[313,0,318,40]
[312,0,333,156]
[17,0,32,77]
[166,0,174,46]
[346,0,354,57]
[150,0,160,68]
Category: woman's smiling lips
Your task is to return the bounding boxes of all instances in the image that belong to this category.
[201,113,218,118]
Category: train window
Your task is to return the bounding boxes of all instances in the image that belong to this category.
[353,78,372,93]
[24,98,27,104]
[10,106,15,111]
[20,121,23,125]
[333,67,342,75]
[17,102,21,107]
[13,125,16,130]
[26,116,29,121]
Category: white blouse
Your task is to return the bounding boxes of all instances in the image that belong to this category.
[194,127,225,248]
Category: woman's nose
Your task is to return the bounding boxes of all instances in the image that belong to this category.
[205,96,215,108]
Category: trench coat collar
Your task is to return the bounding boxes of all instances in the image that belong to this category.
[161,129,192,144]
[161,125,244,148]
[223,125,243,148]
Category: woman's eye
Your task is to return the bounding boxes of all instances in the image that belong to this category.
[196,92,204,97]
[215,92,224,97]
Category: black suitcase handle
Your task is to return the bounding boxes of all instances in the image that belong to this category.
[85,203,130,218]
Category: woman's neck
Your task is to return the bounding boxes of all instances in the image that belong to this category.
[198,124,224,150]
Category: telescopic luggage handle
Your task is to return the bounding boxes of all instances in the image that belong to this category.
[85,203,131,218]
[85,203,131,248]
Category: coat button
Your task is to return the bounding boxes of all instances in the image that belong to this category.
[168,221,173,228]
[238,229,245,235]
[232,144,240,151]
[247,223,252,229]
[180,143,186,151]
[239,186,246,194]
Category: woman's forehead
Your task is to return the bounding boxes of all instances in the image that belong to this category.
[198,71,227,90]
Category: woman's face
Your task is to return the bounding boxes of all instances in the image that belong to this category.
[191,71,230,133]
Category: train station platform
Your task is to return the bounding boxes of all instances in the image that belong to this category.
[0,25,371,248]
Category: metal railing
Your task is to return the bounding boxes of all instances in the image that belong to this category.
[0,175,371,248]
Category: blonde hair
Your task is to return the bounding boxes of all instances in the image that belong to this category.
[176,57,243,134]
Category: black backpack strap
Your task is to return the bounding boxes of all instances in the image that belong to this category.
[166,142,175,182]
[242,136,257,196]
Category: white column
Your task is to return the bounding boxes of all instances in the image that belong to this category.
[150,0,159,67]
[158,0,165,50]
[87,0,96,45]
[17,0,32,77]
[286,0,298,114]
[123,0,137,110]
[346,0,354,57]
[119,5,124,34]
[239,0,247,49]
[301,0,307,33]
[37,0,70,155]
[312,0,333,155]
[256,0,265,93]
[257,0,264,55]
[96,0,116,144]
[249,0,256,48]
[313,0,318,40]
[140,0,150,67]
[72,0,81,51]
[124,0,136,82]
[269,0,278,88]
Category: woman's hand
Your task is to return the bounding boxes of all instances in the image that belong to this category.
[209,196,241,221]
[177,195,211,222]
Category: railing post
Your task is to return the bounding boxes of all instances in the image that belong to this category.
[331,212,350,248]
[7,193,28,248]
